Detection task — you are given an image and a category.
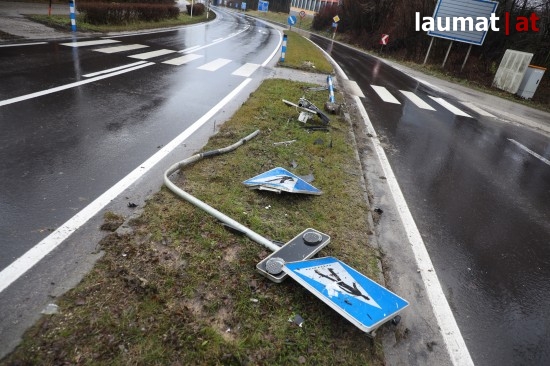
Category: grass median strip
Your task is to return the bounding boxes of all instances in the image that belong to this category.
[2,79,385,365]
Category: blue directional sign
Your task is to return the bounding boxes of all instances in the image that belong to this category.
[243,167,322,195]
[258,0,269,12]
[283,257,409,333]
[288,15,297,26]
[427,0,498,45]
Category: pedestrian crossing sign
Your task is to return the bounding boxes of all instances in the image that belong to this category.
[243,167,322,195]
[283,257,409,333]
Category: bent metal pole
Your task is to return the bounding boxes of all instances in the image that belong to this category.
[163,130,280,253]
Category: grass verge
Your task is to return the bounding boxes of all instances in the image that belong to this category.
[1,28,385,365]
[1,78,384,366]
[278,30,333,74]
[26,12,212,33]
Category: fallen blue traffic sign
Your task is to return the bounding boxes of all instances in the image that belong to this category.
[243,167,322,195]
[283,257,409,334]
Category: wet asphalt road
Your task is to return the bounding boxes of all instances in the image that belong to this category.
[310,35,550,365]
[0,10,279,273]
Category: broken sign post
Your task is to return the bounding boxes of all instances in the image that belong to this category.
[283,256,409,336]
[243,167,322,195]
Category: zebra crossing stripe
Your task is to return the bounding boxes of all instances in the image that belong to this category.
[371,85,400,104]
[198,58,232,71]
[94,44,149,53]
[129,49,176,60]
[400,91,436,110]
[460,101,496,118]
[232,63,260,77]
[83,61,148,78]
[429,97,472,118]
[163,54,203,66]
[61,39,120,47]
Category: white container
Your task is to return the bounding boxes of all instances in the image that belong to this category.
[516,65,546,99]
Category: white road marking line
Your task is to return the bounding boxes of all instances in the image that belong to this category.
[400,90,436,110]
[262,30,283,67]
[371,85,400,104]
[162,53,203,66]
[0,62,154,107]
[61,39,120,47]
[0,78,253,294]
[180,45,201,53]
[94,44,149,53]
[83,61,148,78]
[177,25,250,53]
[0,42,47,48]
[354,94,474,365]
[232,63,260,77]
[429,97,472,118]
[129,49,176,59]
[212,37,224,42]
[327,55,473,364]
[508,139,550,166]
[341,79,365,98]
[198,58,232,71]
[460,101,497,118]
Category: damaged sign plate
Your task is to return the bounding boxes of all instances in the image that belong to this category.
[283,257,409,334]
[243,167,322,195]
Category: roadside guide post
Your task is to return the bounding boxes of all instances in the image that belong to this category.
[332,15,340,39]
[280,34,287,62]
[68,0,77,32]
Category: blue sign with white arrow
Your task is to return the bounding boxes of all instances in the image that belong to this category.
[243,167,322,195]
[288,15,297,26]
[283,257,409,333]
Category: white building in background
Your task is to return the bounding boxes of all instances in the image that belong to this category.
[291,0,339,13]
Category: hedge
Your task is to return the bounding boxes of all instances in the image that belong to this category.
[78,2,180,24]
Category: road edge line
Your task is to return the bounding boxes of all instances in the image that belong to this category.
[312,37,474,366]
[351,96,474,366]
[0,78,253,294]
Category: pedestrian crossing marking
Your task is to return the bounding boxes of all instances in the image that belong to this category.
[129,49,176,60]
[94,44,149,53]
[83,61,148,78]
[162,53,203,66]
[429,97,472,118]
[371,85,400,104]
[460,101,496,118]
[197,58,232,71]
[232,63,260,77]
[400,91,436,110]
[61,39,120,47]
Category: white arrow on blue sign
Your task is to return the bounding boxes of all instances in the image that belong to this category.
[288,15,297,25]
[243,167,322,195]
[283,257,409,333]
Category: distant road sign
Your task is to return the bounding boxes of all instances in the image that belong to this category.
[380,34,389,45]
[288,15,297,25]
[299,10,306,19]
[283,257,409,333]
[333,15,340,23]
[258,0,269,12]
[427,0,498,45]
